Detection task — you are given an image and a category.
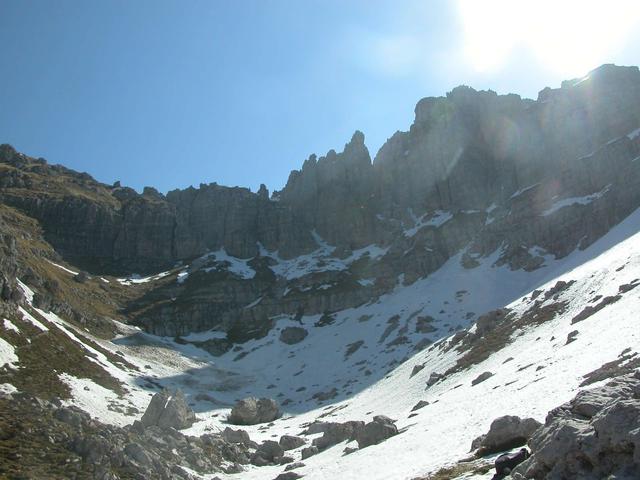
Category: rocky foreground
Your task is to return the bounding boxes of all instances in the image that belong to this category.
[2,371,639,480]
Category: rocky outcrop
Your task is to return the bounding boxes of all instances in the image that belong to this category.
[355,416,398,449]
[472,415,542,456]
[279,435,306,450]
[309,421,365,451]
[228,397,280,425]
[512,372,640,479]
[140,388,197,430]
[0,391,250,479]
[250,440,285,466]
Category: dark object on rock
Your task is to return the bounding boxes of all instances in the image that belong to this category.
[492,448,530,479]
[140,388,196,430]
[474,415,542,456]
[229,397,280,425]
[279,327,308,345]
[471,371,494,386]
[355,416,398,449]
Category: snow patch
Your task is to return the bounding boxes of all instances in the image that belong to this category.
[19,307,49,332]
[0,337,18,368]
[3,319,20,334]
[118,271,170,285]
[541,185,610,216]
[405,210,453,237]
[47,260,79,275]
[510,183,540,199]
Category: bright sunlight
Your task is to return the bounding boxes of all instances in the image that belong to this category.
[458,0,640,76]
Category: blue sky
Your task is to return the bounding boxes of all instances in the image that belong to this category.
[2,0,640,194]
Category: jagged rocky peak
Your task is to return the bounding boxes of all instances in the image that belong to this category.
[281,129,372,199]
[277,129,377,248]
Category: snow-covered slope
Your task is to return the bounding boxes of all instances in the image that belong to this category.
[4,207,640,479]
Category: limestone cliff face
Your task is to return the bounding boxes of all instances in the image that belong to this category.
[2,64,640,341]
[277,131,381,248]
[0,147,315,273]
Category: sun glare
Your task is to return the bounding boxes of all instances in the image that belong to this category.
[458,0,640,76]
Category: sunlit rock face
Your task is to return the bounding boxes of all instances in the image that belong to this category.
[1,65,640,338]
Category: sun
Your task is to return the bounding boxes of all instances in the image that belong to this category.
[457,0,640,77]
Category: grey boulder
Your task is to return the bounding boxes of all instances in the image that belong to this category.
[140,389,197,430]
[355,416,398,449]
[229,397,280,425]
[474,415,541,456]
[279,327,308,345]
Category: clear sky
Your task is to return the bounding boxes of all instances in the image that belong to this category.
[2,0,640,194]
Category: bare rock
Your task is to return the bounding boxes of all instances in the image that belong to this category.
[411,400,429,412]
[471,371,494,386]
[140,388,196,430]
[512,373,640,479]
[279,435,306,450]
[355,416,398,449]
[301,446,319,460]
[229,397,280,425]
[279,327,308,345]
[312,421,364,450]
[285,462,305,471]
[475,415,542,456]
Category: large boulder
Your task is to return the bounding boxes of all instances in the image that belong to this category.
[512,372,640,479]
[140,388,197,430]
[474,415,541,456]
[355,416,398,449]
[222,427,255,446]
[311,421,364,450]
[250,440,284,466]
[229,397,280,425]
[279,435,306,450]
[279,327,308,345]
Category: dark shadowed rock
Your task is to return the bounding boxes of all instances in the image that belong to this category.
[285,462,305,471]
[301,446,319,459]
[410,363,425,378]
[426,372,444,387]
[411,400,429,412]
[251,440,284,465]
[279,326,308,345]
[471,371,494,386]
[355,416,398,449]
[274,472,303,480]
[279,435,306,450]
[312,421,364,450]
